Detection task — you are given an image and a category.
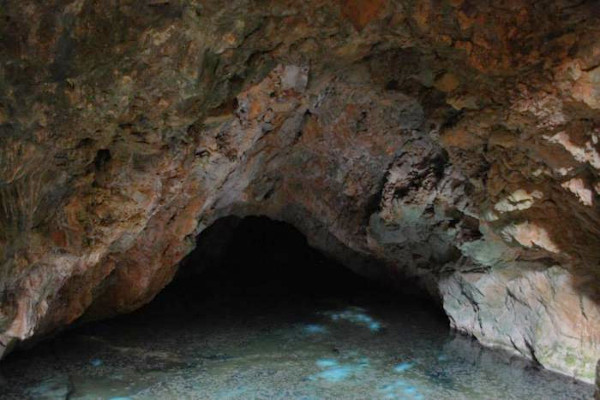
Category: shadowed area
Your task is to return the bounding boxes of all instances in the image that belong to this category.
[178,215,387,299]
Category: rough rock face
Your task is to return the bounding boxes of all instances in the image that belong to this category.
[441,265,600,381]
[1,0,600,383]
[596,360,600,399]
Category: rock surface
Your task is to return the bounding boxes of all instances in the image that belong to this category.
[1,0,600,383]
[596,360,600,400]
[441,264,600,382]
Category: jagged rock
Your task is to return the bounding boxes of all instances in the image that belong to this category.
[0,0,599,383]
[596,360,600,400]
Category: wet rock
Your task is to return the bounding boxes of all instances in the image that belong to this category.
[596,359,600,400]
[24,376,72,400]
[440,264,600,383]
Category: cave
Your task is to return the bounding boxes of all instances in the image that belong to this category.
[0,216,592,399]
[1,0,600,399]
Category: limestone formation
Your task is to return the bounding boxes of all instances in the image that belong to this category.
[1,0,600,383]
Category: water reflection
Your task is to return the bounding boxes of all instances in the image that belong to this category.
[0,292,593,400]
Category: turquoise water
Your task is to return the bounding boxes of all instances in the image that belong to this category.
[0,290,593,400]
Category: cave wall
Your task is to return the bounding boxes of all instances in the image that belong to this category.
[1,0,600,382]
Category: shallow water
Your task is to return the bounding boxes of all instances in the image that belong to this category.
[0,290,593,400]
[0,216,594,399]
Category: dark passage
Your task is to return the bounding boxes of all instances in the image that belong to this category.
[174,215,394,302]
[0,216,593,400]
[126,215,440,331]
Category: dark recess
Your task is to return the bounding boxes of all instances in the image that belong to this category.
[176,216,382,301]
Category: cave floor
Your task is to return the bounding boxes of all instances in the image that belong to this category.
[0,287,593,400]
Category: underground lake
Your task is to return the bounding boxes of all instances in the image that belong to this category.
[0,217,594,400]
